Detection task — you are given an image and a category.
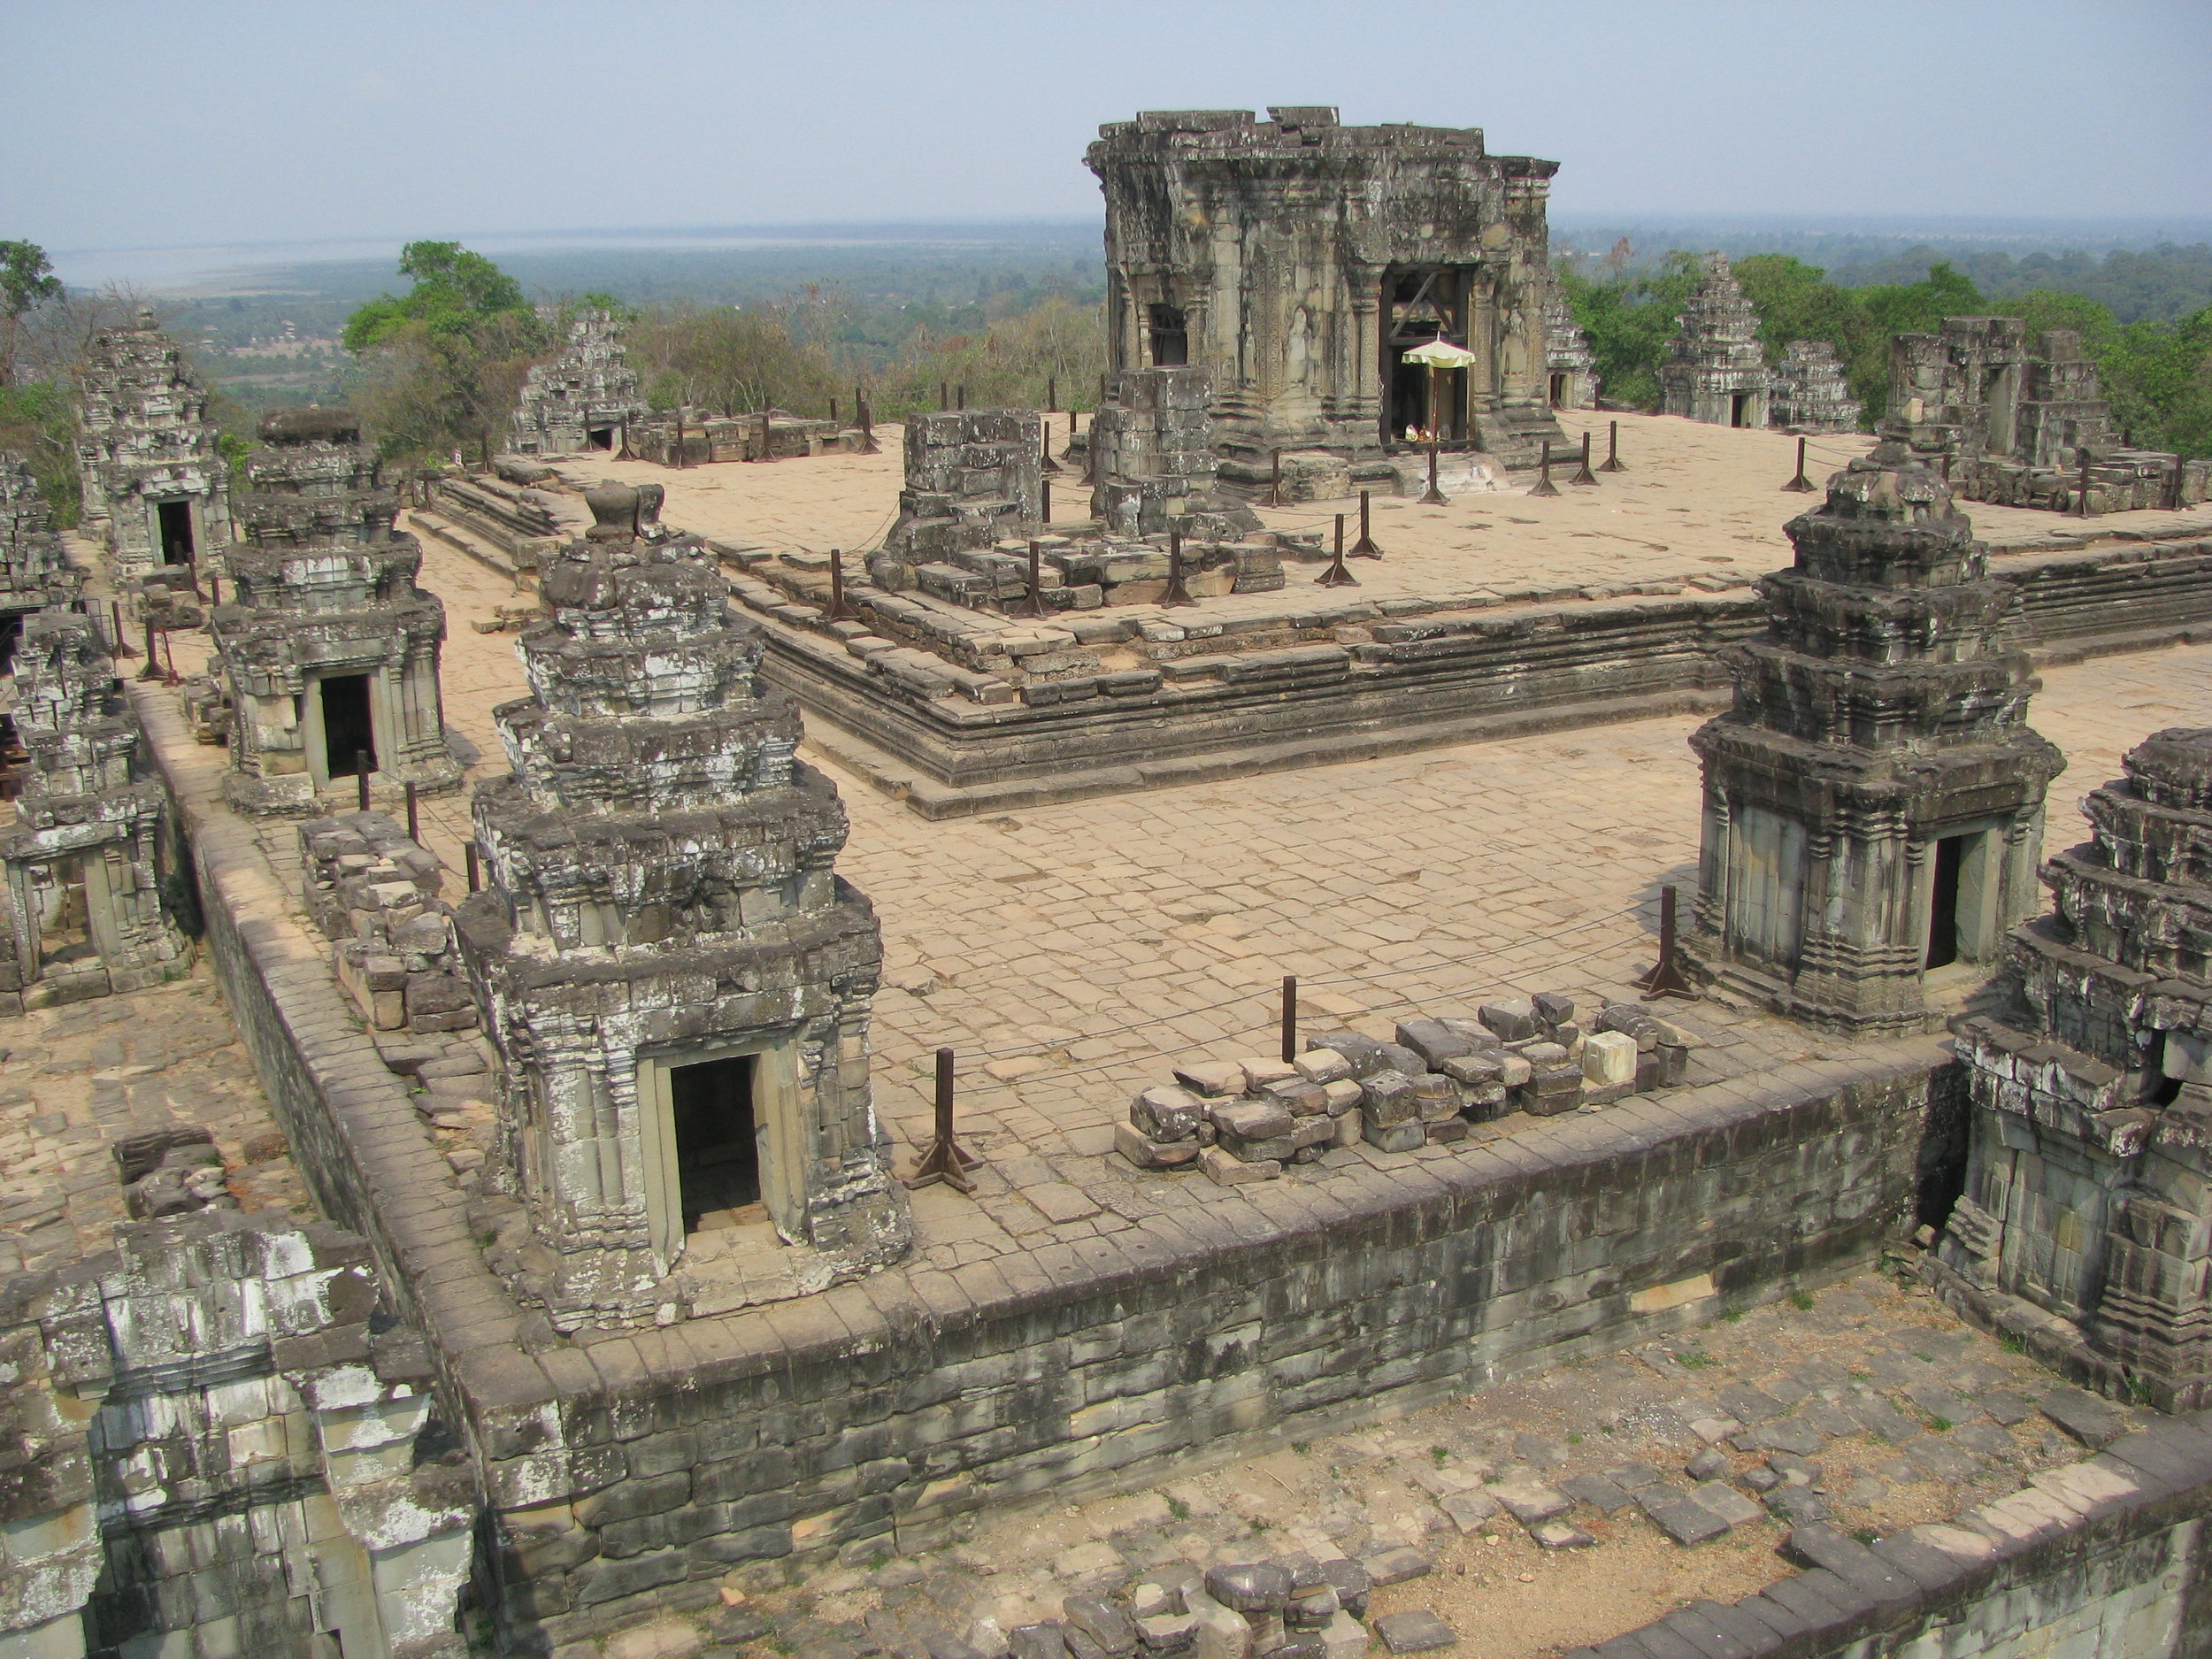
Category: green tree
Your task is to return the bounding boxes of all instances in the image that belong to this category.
[343,242,547,463]
[1,240,64,388]
[1556,251,1704,411]
[625,300,842,419]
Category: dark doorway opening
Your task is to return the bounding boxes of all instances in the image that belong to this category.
[1381,266,1472,448]
[1549,373,1569,409]
[0,612,22,676]
[1926,834,1964,969]
[672,1054,760,1230]
[1729,392,1753,429]
[37,855,94,969]
[157,500,195,565]
[1148,304,1188,367]
[586,426,615,451]
[319,674,376,779]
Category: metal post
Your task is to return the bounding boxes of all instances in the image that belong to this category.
[1280,975,1298,1064]
[137,621,162,680]
[209,574,222,607]
[111,600,138,657]
[1047,376,1056,413]
[857,393,878,455]
[1635,886,1697,1002]
[1017,539,1046,618]
[956,384,966,411]
[1422,363,1448,505]
[940,381,949,411]
[1422,430,1448,506]
[903,1047,979,1193]
[1349,489,1381,558]
[2078,450,2093,518]
[1598,418,1626,472]
[826,548,856,622]
[356,754,371,812]
[1164,531,1196,607]
[758,411,773,464]
[830,396,839,426]
[1570,430,1600,487]
[1040,425,1061,475]
[1530,442,1562,497]
[404,781,419,842]
[465,843,481,894]
[1782,436,1816,493]
[2170,457,2188,513]
[674,412,686,467]
[1265,449,1285,508]
[1317,513,1358,588]
[1041,478,1051,525]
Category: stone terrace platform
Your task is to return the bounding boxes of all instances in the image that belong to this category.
[536,413,2212,816]
[111,489,2212,1647]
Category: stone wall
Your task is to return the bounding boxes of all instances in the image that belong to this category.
[755,533,2212,818]
[1584,1416,2212,1658]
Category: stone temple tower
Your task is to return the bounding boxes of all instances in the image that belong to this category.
[456,483,910,1329]
[1684,443,2064,1032]
[1659,254,1773,429]
[1938,729,2212,1409]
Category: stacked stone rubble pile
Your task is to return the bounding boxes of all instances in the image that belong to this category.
[625,407,852,467]
[1011,1555,1382,1659]
[879,410,1048,572]
[298,810,477,1036]
[426,469,565,568]
[1088,366,1268,541]
[1117,994,1701,1181]
[113,1124,234,1219]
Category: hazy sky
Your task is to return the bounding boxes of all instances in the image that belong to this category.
[4,0,2205,261]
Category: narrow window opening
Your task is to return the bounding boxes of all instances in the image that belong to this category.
[319,673,376,777]
[157,500,195,565]
[1148,304,1188,367]
[672,1054,760,1231]
[1927,835,1964,969]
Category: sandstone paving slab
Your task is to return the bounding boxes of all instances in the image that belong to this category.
[2036,1387,2131,1448]
[1980,1389,2034,1427]
[1372,1610,1456,1653]
[1558,1474,1636,1514]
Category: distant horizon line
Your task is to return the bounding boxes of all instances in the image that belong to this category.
[52,209,2212,263]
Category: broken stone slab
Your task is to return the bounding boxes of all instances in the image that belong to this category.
[1478,998,1537,1042]
[1202,1564,1289,1616]
[1980,1389,2033,1426]
[1683,1449,1731,1483]
[1115,1124,1202,1170]
[1136,1617,1196,1655]
[1363,1119,1424,1155]
[1360,1071,1420,1126]
[1317,1612,1365,1659]
[1201,1147,1279,1185]
[1284,1586,1338,1632]
[1581,1031,1638,1090]
[1394,1019,1479,1069]
[1491,1483,1572,1525]
[1133,1085,1207,1141]
[1179,1592,1249,1659]
[1644,1496,1732,1546]
[1685,1482,1764,1529]
[2038,1386,2128,1448]
[1733,1418,1825,1456]
[1174,1060,1248,1098]
[1010,1628,1070,1659]
[1360,1548,1431,1587]
[1371,1612,1455,1655]
[1210,1101,1294,1141]
[1557,1474,1635,1514]
[1436,1491,1500,1532]
[1317,1560,1369,1620]
[1529,1521,1595,1549]
[1715,1384,1784,1423]
[1763,1487,1831,1525]
[1293,1048,1353,1085]
[1307,1032,1388,1077]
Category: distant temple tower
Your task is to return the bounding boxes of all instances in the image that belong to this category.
[509,308,650,457]
[457,484,910,1329]
[1659,255,1771,429]
[1087,107,1565,488]
[75,310,233,584]
[1541,291,1601,411]
[1685,443,2063,1031]
[1938,727,2212,1409]
[212,410,460,814]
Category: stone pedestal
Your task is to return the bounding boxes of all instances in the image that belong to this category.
[876,410,1043,580]
[456,484,910,1330]
[1685,444,2063,1032]
[212,409,461,815]
[73,308,232,586]
[1089,366,1263,540]
[1939,728,2212,1409]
